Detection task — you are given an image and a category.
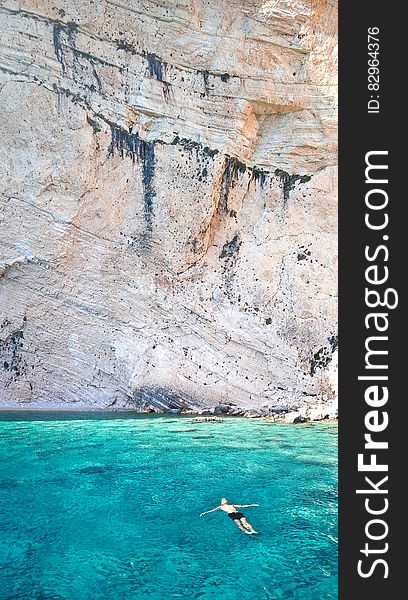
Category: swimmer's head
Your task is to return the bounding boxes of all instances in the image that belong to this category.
[220,498,228,505]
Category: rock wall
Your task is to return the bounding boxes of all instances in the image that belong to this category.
[0,0,338,415]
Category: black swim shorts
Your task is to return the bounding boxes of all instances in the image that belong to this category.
[228,512,245,521]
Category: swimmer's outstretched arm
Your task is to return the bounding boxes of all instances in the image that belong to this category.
[233,504,259,508]
[199,506,221,517]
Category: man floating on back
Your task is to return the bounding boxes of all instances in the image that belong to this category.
[200,498,259,534]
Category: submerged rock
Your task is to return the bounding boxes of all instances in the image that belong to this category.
[283,412,308,424]
[307,405,338,422]
[191,417,224,423]
[214,404,232,415]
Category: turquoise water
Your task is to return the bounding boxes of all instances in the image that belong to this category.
[0,413,337,599]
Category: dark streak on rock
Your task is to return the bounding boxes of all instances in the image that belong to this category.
[202,70,210,93]
[141,141,156,232]
[171,136,219,158]
[162,81,171,102]
[4,5,238,105]
[115,40,232,96]
[132,387,195,411]
[48,85,273,213]
[251,168,267,188]
[274,169,311,201]
[51,83,216,175]
[116,40,138,55]
[201,70,231,94]
[0,330,25,379]
[90,62,104,94]
[53,21,104,93]
[220,234,241,259]
[142,52,171,102]
[144,52,166,81]
[310,335,338,377]
[109,125,155,233]
[52,21,78,72]
[52,83,87,107]
[297,246,311,262]
[86,115,102,134]
[73,47,123,72]
[219,157,246,213]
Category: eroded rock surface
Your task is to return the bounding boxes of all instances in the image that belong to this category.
[0,0,337,415]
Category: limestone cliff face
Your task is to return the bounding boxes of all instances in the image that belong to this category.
[0,0,337,415]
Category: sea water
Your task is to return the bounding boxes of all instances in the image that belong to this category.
[0,413,337,599]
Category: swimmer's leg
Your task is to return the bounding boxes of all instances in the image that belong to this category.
[240,517,257,534]
[233,519,247,532]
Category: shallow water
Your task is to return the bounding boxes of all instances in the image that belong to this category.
[0,413,337,599]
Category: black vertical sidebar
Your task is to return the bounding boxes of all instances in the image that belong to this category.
[339,2,404,598]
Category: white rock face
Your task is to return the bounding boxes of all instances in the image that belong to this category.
[0,0,337,414]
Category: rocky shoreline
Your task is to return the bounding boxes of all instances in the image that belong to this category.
[0,402,337,422]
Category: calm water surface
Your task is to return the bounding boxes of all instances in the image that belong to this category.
[0,413,337,599]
